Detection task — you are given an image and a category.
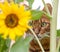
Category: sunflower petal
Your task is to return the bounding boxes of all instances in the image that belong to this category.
[22,10,31,17]
[0,1,31,40]
[14,28,24,36]
[2,29,9,39]
[9,30,16,40]
[0,3,11,15]
[0,20,5,27]
[0,14,6,19]
[19,5,25,12]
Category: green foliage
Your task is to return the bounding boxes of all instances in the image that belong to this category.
[31,10,43,20]
[27,0,34,8]
[6,38,11,48]
[42,11,52,19]
[0,36,10,52]
[10,36,33,52]
[59,47,60,52]
[31,10,52,20]
[57,29,60,36]
[14,0,24,3]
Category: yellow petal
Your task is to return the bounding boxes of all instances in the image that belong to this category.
[0,14,6,19]
[2,29,9,39]
[14,28,24,36]
[22,10,31,17]
[0,27,3,34]
[0,20,5,27]
[10,0,14,4]
[0,3,11,15]
[16,5,25,18]
[0,25,9,35]
[4,0,9,5]
[10,3,19,13]
[0,26,5,33]
[19,5,25,13]
[9,30,16,40]
[17,25,27,32]
[0,1,31,40]
[19,17,30,27]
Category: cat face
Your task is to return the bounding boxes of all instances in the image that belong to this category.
[32,3,52,37]
[33,15,50,35]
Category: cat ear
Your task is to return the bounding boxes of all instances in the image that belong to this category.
[42,3,52,14]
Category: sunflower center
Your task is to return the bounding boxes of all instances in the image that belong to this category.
[5,14,19,28]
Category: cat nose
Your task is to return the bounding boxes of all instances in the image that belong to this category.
[34,28,40,34]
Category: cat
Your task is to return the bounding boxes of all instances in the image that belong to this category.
[29,3,52,52]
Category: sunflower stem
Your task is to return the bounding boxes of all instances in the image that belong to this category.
[28,27,45,52]
[9,40,15,52]
[50,0,59,52]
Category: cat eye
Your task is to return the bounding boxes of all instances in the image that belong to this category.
[41,22,47,27]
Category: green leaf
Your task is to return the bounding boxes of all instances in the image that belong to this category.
[42,11,52,19]
[27,0,34,8]
[0,36,8,52]
[31,10,43,20]
[6,38,11,48]
[31,10,52,20]
[14,0,24,3]
[59,47,60,52]
[10,36,33,52]
[57,29,60,36]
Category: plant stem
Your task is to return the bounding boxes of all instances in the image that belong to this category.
[57,39,60,52]
[42,0,51,15]
[28,26,45,52]
[50,0,59,52]
[9,40,15,52]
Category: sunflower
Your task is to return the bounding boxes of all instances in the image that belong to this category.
[0,1,31,40]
